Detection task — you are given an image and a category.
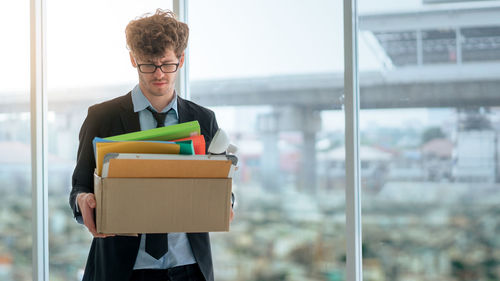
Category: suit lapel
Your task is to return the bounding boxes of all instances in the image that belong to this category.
[177,96,195,123]
[119,92,141,133]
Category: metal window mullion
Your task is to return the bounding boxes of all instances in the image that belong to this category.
[174,0,190,100]
[456,27,462,65]
[417,29,423,66]
[344,0,363,281]
[30,0,49,280]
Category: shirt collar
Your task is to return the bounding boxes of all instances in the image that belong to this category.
[131,84,178,117]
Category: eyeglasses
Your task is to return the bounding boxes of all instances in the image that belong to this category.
[136,60,180,74]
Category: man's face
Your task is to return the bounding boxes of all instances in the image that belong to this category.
[130,49,184,100]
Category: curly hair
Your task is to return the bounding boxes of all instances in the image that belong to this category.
[125,9,189,60]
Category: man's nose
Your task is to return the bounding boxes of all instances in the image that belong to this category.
[153,67,165,78]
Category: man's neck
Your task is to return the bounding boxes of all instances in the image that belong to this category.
[142,90,175,112]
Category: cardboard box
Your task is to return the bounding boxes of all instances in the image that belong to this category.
[94,174,232,234]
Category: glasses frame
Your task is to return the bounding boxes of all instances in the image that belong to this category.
[134,58,181,74]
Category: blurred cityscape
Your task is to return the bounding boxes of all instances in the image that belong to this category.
[0,101,499,280]
[1,1,500,281]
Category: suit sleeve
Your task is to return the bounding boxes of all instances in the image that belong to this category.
[69,106,100,220]
[204,110,235,206]
[206,110,219,152]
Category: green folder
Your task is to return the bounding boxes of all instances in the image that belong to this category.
[175,140,195,155]
[105,121,201,142]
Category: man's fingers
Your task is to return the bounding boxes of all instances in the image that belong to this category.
[83,208,114,237]
[81,206,96,231]
[93,232,115,238]
[78,193,115,238]
[76,193,114,238]
[87,198,96,208]
[84,193,96,208]
[77,193,95,211]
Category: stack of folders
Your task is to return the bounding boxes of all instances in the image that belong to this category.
[93,121,236,178]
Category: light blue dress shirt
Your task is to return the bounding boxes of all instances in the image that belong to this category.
[131,84,196,269]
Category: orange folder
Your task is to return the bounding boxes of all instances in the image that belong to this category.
[95,141,180,176]
[105,158,233,178]
[173,135,206,155]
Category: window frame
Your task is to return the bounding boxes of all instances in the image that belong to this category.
[30,0,49,280]
[343,1,363,281]
[29,0,363,280]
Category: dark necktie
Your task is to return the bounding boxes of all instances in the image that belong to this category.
[146,106,169,128]
[145,106,169,259]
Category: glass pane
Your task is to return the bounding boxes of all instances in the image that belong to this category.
[359,1,500,280]
[422,29,456,64]
[372,31,418,66]
[189,1,345,280]
[462,26,500,62]
[0,1,32,280]
[46,1,173,280]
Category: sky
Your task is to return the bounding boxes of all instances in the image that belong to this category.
[0,0,496,131]
[2,0,496,89]
[0,0,434,91]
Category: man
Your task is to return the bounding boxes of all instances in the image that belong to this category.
[69,9,229,281]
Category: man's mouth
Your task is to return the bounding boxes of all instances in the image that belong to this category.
[152,81,167,86]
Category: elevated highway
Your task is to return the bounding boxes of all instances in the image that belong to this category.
[1,64,499,113]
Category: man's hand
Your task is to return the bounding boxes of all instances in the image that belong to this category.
[230,207,234,223]
[77,193,114,238]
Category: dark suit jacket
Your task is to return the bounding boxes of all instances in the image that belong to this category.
[69,92,218,281]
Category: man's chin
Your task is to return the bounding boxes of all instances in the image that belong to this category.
[142,84,173,98]
[151,85,171,93]
[150,91,170,97]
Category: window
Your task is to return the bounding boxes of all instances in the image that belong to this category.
[0,1,32,280]
[359,1,500,280]
[46,1,173,279]
[22,1,500,280]
[189,1,345,279]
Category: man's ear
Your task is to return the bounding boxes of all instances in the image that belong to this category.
[178,52,185,68]
[129,52,137,67]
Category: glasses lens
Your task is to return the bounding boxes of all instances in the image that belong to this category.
[160,64,178,73]
[139,64,157,73]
